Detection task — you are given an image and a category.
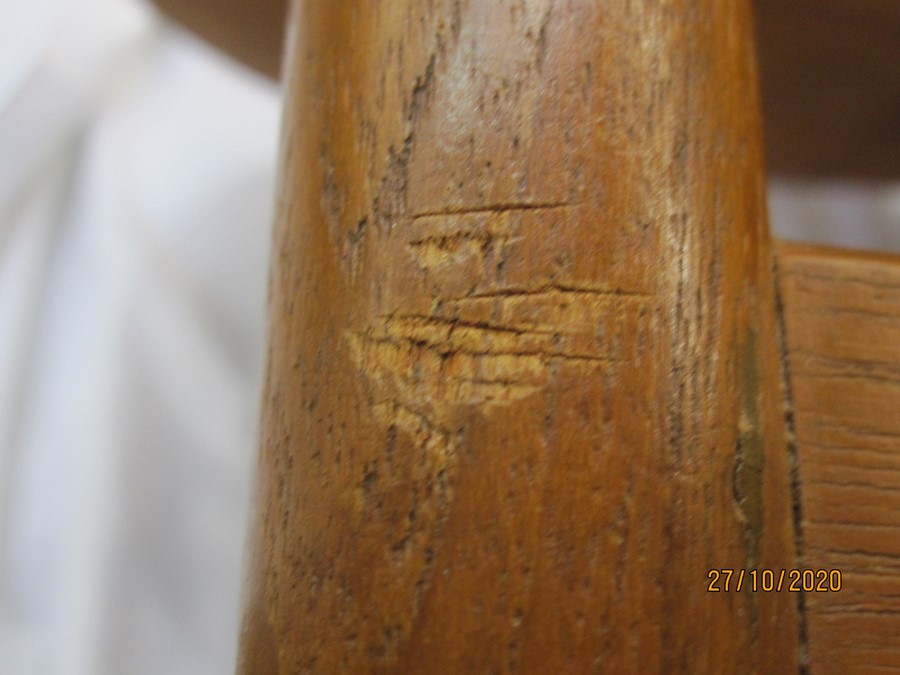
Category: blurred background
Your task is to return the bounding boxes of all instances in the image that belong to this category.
[0,0,897,673]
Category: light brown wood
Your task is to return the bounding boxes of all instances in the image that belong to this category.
[237,1,800,672]
[777,242,900,675]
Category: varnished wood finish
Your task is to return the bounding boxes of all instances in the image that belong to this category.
[238,1,800,672]
[150,0,900,178]
[778,242,900,675]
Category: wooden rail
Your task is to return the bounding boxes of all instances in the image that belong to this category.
[778,242,900,674]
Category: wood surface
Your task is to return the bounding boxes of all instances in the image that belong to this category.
[149,0,900,179]
[777,242,900,675]
[237,1,800,672]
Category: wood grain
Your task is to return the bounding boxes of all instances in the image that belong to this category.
[149,0,900,179]
[778,242,900,675]
[237,1,800,672]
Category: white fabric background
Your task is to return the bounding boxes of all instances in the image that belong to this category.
[0,0,896,673]
[0,1,278,672]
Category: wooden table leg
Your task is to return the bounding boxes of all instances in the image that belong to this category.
[238,1,800,671]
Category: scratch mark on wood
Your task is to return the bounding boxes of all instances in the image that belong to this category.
[459,283,655,301]
[410,201,572,219]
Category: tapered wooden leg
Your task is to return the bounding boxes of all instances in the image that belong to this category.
[238,1,800,671]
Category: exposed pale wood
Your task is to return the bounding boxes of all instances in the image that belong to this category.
[237,1,800,672]
[778,242,900,675]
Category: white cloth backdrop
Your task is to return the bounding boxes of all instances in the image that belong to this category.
[0,1,278,673]
[0,0,896,673]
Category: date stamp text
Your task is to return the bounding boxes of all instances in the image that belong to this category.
[707,569,842,592]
